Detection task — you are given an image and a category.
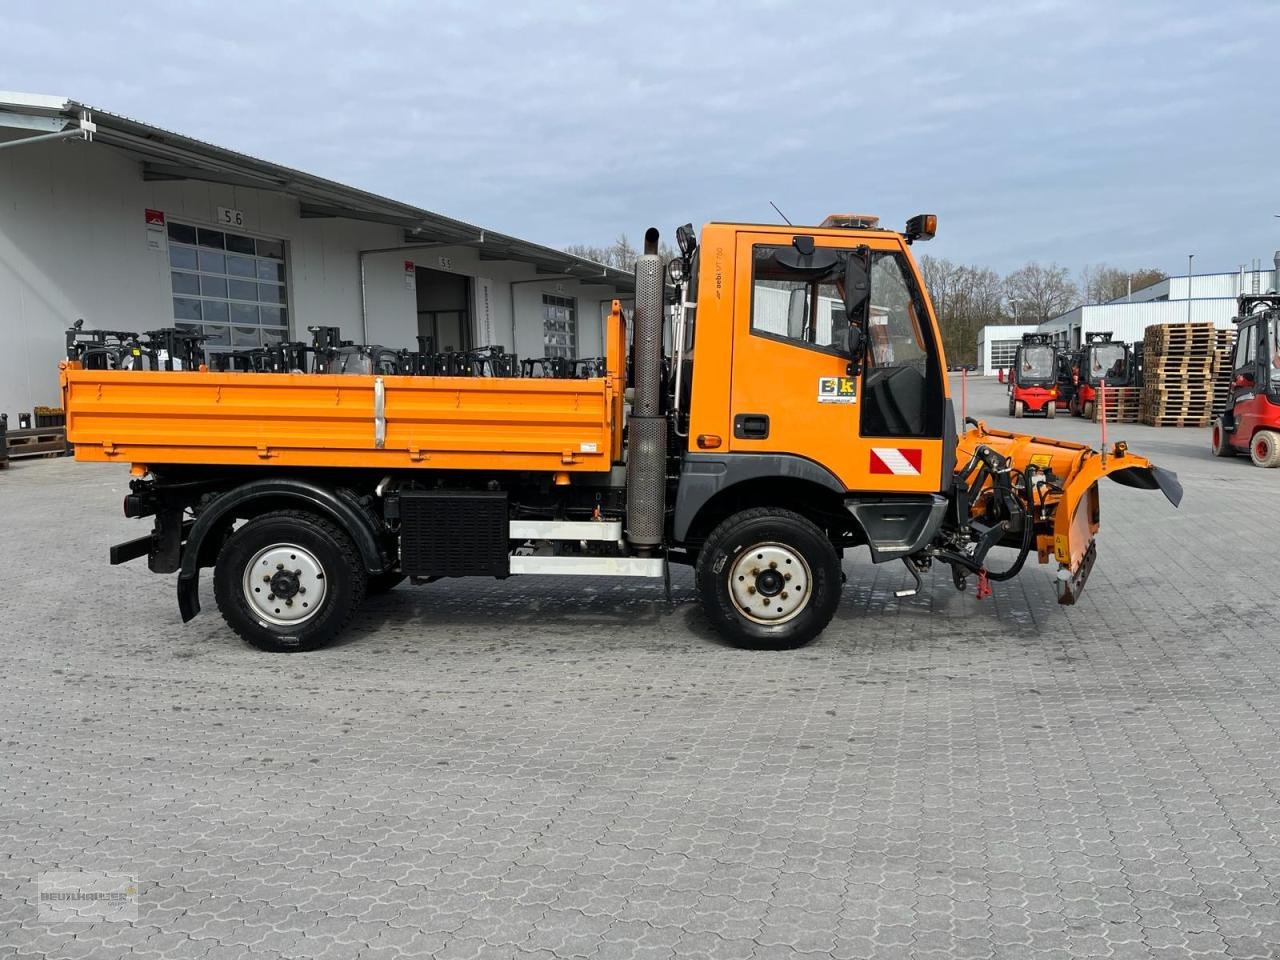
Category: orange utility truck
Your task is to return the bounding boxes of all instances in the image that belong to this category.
[61,215,1182,652]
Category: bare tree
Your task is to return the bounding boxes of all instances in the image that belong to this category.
[564,233,674,272]
[1004,262,1078,323]
[1079,264,1168,304]
[919,255,1006,364]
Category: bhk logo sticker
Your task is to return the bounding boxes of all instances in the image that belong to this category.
[817,377,857,404]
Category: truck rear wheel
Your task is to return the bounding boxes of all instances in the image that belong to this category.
[1045,403,1056,419]
[695,508,841,650]
[213,510,367,652]
[1210,420,1235,458]
[1251,430,1280,468]
[1014,399,1025,418]
[1082,400,1095,421]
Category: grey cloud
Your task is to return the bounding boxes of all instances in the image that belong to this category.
[2,0,1277,274]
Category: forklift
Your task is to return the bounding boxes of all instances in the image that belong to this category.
[1006,333,1059,418]
[1070,332,1132,420]
[1211,294,1280,466]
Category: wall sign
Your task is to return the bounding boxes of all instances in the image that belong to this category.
[145,208,166,250]
[438,256,453,270]
[216,206,245,228]
[404,260,416,291]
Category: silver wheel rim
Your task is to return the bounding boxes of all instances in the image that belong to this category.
[728,542,812,625]
[242,543,327,626]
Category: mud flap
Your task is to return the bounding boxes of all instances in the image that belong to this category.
[1057,539,1096,605]
[177,575,201,622]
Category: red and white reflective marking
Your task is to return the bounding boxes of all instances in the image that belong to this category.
[869,447,923,476]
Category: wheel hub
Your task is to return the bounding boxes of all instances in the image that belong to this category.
[728,542,812,625]
[242,543,327,626]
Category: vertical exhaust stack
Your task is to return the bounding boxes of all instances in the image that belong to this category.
[625,227,667,550]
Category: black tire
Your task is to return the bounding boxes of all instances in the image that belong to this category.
[695,508,841,650]
[1082,400,1095,421]
[367,571,406,595]
[1210,419,1235,458]
[213,510,367,652]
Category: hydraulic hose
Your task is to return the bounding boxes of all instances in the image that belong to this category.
[982,468,1036,582]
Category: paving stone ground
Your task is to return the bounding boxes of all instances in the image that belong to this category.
[2,375,1279,959]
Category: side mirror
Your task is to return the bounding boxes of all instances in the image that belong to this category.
[842,251,870,319]
[841,251,869,369]
[786,288,807,340]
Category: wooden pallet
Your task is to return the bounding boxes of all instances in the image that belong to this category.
[4,428,68,459]
[1143,415,1213,428]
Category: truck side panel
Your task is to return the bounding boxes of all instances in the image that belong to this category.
[62,368,618,473]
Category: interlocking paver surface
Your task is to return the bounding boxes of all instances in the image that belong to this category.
[2,374,1279,959]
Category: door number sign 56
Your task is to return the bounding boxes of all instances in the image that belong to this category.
[216,206,245,228]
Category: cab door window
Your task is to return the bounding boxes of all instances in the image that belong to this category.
[860,253,942,438]
[749,245,845,354]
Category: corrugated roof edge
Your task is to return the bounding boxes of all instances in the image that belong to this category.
[0,91,633,292]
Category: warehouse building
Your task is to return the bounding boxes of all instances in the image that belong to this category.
[976,324,1040,376]
[978,261,1280,374]
[0,92,634,419]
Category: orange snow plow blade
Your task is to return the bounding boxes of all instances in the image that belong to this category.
[956,423,1182,604]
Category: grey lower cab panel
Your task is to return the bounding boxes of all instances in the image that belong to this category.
[508,555,665,577]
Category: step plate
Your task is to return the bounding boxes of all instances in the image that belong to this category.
[508,555,664,578]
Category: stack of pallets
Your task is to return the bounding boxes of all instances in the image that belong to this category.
[1140,323,1226,427]
[1092,385,1140,423]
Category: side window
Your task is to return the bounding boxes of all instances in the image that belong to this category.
[750,246,844,352]
[867,254,927,368]
[1238,325,1255,370]
[860,251,942,439]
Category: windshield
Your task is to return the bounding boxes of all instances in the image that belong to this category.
[1019,344,1055,380]
[1090,343,1126,380]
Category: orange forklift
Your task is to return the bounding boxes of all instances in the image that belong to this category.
[61,214,1182,652]
[1006,333,1059,418]
[1211,293,1280,466]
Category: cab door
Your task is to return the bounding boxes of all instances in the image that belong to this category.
[728,231,947,493]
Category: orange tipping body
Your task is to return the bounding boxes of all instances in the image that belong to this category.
[60,361,623,474]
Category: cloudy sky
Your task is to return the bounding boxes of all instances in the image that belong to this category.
[4,1,1278,276]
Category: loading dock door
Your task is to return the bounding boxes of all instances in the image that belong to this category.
[416,266,472,352]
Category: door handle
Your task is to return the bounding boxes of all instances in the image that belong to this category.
[733,413,770,439]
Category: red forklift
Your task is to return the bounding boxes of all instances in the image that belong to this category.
[1006,333,1059,418]
[1211,294,1280,467]
[1070,332,1131,420]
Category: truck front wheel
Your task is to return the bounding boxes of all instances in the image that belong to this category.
[213,510,367,652]
[695,508,841,650]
